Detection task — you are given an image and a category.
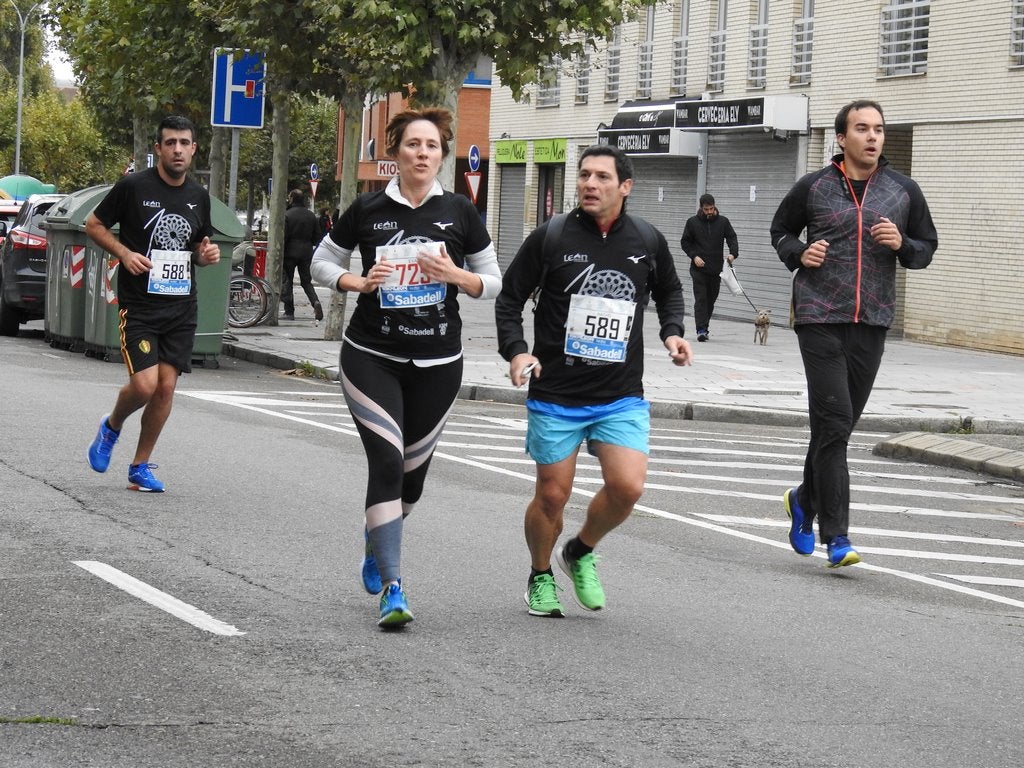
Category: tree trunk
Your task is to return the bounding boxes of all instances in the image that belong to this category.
[429,85,461,193]
[266,88,290,325]
[133,113,149,173]
[322,93,364,342]
[208,128,227,203]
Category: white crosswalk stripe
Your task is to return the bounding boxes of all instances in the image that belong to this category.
[181,389,1024,607]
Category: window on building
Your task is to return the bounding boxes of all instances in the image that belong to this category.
[637,7,656,98]
[791,0,814,85]
[537,56,562,107]
[605,27,622,102]
[1012,0,1024,68]
[575,53,591,104]
[671,0,691,95]
[708,0,728,92]
[747,0,769,89]
[879,0,930,77]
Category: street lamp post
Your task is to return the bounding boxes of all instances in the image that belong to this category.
[7,0,44,176]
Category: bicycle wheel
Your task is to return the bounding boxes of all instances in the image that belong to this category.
[227,275,269,328]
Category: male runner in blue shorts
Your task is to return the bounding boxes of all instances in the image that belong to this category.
[85,115,220,492]
[495,145,692,617]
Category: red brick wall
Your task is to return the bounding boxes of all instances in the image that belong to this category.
[343,87,492,184]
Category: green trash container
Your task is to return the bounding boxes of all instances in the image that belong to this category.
[83,227,122,361]
[43,195,72,348]
[193,198,244,367]
[43,187,110,352]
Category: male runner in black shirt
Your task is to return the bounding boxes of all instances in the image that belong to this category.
[86,114,220,492]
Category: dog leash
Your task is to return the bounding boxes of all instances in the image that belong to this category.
[726,264,760,312]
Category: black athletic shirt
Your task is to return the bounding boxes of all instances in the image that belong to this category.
[92,167,213,307]
[496,209,686,407]
[328,188,492,360]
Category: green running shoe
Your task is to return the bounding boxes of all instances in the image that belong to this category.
[524,573,564,617]
[555,545,605,611]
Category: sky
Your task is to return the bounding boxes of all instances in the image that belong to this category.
[45,33,75,86]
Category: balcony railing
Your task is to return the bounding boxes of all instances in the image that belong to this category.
[879,0,930,76]
[670,35,689,95]
[747,24,768,88]
[637,41,654,98]
[791,17,814,84]
[707,30,726,92]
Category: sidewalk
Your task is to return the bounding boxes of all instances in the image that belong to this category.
[221,285,1024,482]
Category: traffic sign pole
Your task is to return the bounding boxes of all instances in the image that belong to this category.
[465,145,483,205]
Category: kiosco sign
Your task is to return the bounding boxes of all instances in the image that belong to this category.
[377,161,398,177]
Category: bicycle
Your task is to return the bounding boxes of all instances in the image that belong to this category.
[227,241,273,328]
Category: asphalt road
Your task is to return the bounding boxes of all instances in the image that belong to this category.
[2,330,1022,767]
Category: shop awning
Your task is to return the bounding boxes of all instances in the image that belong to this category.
[598,95,808,156]
[604,99,678,131]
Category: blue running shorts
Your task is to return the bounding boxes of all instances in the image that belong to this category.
[525,396,650,465]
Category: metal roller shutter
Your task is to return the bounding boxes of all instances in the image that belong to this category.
[625,157,698,281]
[497,165,526,272]
[705,132,800,325]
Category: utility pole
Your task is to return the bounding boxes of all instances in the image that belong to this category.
[7,1,43,176]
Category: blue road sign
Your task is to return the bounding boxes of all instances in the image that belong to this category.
[211,49,266,129]
[310,163,319,181]
[468,144,481,172]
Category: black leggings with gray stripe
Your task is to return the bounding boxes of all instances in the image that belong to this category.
[339,341,463,585]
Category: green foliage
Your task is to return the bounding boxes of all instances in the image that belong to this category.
[36,0,660,202]
[0,2,51,97]
[47,0,222,148]
[236,93,340,209]
[20,91,123,189]
[0,83,124,188]
[345,0,657,103]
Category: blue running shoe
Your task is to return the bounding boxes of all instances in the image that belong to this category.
[783,488,815,556]
[378,580,414,628]
[826,535,861,568]
[127,463,165,493]
[361,528,382,594]
[88,415,120,473]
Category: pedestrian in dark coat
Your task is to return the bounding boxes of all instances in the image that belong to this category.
[680,193,739,341]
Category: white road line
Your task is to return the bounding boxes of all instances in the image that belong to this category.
[641,468,1024,505]
[183,391,1024,610]
[651,444,904,466]
[73,561,245,637]
[467,456,1019,521]
[851,547,1024,566]
[178,393,360,436]
[433,451,1024,611]
[698,515,1024,548]
[451,440,895,467]
[650,459,1002,486]
[935,574,1024,588]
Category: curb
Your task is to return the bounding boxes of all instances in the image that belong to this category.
[220,340,1024,484]
[873,431,1024,483]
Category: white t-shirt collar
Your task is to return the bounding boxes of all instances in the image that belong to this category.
[385,176,443,208]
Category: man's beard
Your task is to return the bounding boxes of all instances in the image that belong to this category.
[162,162,187,180]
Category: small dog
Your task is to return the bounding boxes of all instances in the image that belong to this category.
[753,309,771,345]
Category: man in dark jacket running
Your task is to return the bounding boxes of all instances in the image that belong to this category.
[680,193,739,341]
[770,99,937,568]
